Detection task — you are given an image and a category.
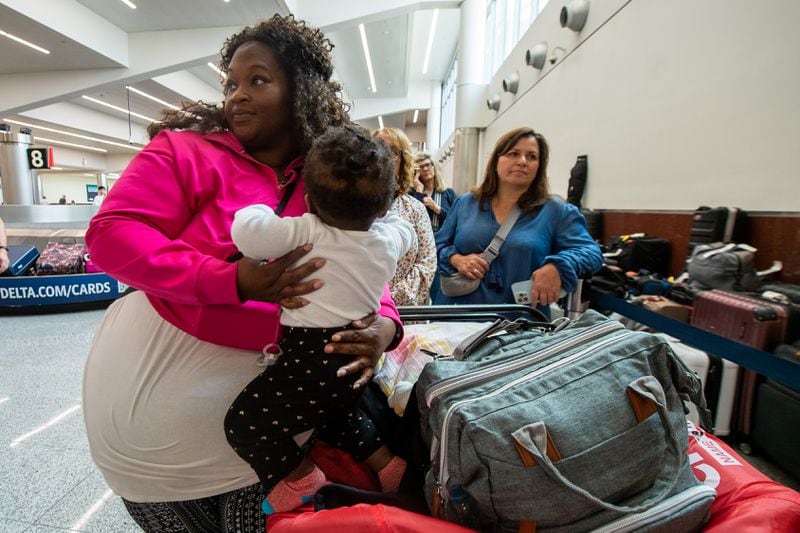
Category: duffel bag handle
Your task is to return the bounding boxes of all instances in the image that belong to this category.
[511,376,683,514]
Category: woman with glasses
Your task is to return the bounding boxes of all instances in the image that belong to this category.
[372,128,436,306]
[411,152,457,233]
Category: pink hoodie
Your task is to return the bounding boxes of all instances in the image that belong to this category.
[86,130,400,351]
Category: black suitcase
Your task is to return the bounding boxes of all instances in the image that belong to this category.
[688,206,747,255]
[2,245,40,276]
[752,379,800,480]
[579,208,603,244]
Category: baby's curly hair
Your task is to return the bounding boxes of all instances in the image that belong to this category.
[304,125,395,228]
[147,14,349,154]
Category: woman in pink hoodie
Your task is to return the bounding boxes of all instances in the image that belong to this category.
[83,15,402,532]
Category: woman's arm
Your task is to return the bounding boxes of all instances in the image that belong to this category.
[327,284,402,388]
[437,188,458,226]
[0,217,8,274]
[435,195,465,275]
[541,202,604,292]
[86,133,242,305]
[393,200,437,305]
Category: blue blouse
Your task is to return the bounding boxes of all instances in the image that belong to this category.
[434,195,603,306]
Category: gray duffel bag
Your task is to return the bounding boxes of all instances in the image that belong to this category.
[416,310,715,532]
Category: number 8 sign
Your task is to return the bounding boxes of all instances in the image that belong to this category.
[27,147,54,169]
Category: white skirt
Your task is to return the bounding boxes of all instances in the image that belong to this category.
[83,291,263,502]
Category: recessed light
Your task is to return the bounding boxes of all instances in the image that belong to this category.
[119,0,137,9]
[422,9,439,75]
[34,137,108,153]
[358,24,377,93]
[81,95,160,123]
[0,29,50,54]
[208,62,225,77]
[3,118,142,151]
[126,86,180,110]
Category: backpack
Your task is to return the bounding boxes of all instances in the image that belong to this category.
[416,311,715,532]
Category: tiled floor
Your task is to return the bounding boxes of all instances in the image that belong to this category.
[0,307,140,532]
[1,305,797,531]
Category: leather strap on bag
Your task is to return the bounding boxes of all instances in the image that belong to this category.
[478,205,522,266]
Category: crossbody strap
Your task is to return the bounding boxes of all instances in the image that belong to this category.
[479,204,521,265]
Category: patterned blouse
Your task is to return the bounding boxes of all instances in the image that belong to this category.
[389,194,437,306]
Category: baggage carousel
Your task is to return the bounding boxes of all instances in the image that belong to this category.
[1,222,127,314]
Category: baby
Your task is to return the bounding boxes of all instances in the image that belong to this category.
[225,124,416,514]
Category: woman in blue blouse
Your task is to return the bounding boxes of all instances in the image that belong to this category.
[434,127,603,311]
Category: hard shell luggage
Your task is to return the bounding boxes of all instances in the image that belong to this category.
[690,289,792,438]
[416,310,715,532]
[579,208,603,243]
[751,379,800,480]
[688,206,747,255]
[703,356,739,437]
[2,245,39,276]
[690,290,790,352]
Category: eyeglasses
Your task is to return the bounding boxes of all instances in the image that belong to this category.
[416,162,433,171]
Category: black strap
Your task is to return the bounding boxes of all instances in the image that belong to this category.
[274,179,299,217]
[226,179,299,263]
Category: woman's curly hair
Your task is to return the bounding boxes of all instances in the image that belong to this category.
[147,14,349,154]
[304,125,395,226]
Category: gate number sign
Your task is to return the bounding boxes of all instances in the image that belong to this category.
[27,147,54,169]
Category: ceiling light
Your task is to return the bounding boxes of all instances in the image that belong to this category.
[378,116,384,130]
[0,29,50,54]
[81,95,160,123]
[422,8,439,75]
[126,86,180,110]
[208,62,225,77]
[3,119,142,150]
[34,137,108,153]
[358,24,377,93]
[413,109,419,123]
[119,0,137,9]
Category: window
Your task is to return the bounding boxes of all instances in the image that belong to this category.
[485,0,548,80]
[440,55,458,146]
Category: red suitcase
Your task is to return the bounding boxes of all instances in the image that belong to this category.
[690,290,791,438]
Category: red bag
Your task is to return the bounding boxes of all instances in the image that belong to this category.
[687,421,800,531]
[267,503,475,533]
[267,443,474,532]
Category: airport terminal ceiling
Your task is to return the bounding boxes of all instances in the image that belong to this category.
[0,0,460,169]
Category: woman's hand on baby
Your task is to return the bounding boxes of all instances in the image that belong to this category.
[326,313,397,389]
[236,243,325,307]
[453,253,489,280]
